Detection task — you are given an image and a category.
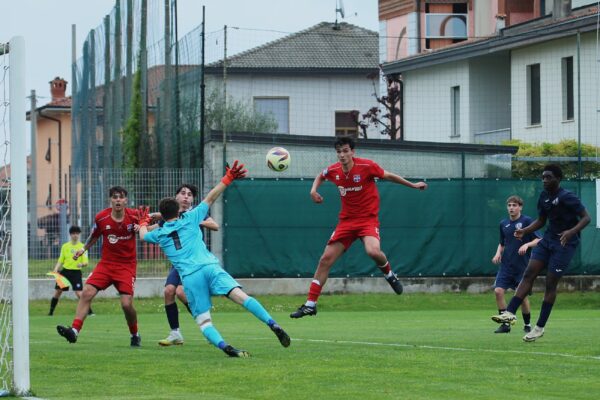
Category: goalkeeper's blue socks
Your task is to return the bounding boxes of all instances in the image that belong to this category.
[200,324,226,349]
[243,297,276,326]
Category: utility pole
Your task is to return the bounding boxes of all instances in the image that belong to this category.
[29,90,38,248]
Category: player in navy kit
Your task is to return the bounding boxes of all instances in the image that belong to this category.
[491,195,540,333]
[492,165,590,341]
[140,161,291,357]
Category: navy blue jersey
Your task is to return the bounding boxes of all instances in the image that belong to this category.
[499,215,540,270]
[537,188,586,240]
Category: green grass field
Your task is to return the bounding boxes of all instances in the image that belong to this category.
[28,293,600,399]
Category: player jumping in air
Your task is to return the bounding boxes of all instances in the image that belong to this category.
[57,186,143,347]
[492,164,590,341]
[290,136,427,319]
[491,195,541,334]
[151,183,219,346]
[140,161,291,357]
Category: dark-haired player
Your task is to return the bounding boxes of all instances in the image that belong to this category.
[48,225,95,316]
[491,195,540,333]
[140,161,291,357]
[290,136,427,319]
[156,183,219,346]
[57,186,143,347]
[492,164,590,341]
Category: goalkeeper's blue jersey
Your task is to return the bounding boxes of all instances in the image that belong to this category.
[143,202,220,277]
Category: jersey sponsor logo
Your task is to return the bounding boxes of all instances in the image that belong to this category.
[545,199,550,202]
[505,224,511,227]
[335,174,340,180]
[337,185,363,196]
[107,234,133,244]
[353,174,361,183]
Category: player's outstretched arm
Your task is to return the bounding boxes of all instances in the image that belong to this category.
[204,160,247,206]
[310,174,325,203]
[514,216,546,240]
[73,233,100,260]
[201,217,219,231]
[382,170,427,190]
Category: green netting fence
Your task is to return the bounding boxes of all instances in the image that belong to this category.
[223,179,599,278]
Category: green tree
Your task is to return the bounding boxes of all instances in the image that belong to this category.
[505,139,600,178]
[122,68,142,168]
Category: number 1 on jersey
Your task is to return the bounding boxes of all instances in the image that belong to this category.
[168,231,182,250]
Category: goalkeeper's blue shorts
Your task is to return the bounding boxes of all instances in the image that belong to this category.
[180,263,241,317]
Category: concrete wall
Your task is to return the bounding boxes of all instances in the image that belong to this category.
[511,32,598,145]
[403,60,471,143]
[23,275,600,300]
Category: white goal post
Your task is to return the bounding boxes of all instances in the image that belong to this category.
[2,36,30,397]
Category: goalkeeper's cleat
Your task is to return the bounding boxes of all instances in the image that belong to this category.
[57,325,77,343]
[494,323,511,334]
[130,334,142,347]
[290,304,317,319]
[523,324,532,333]
[222,345,250,358]
[491,311,517,325]
[385,273,404,294]
[523,325,544,342]
[270,323,291,347]
[158,331,184,346]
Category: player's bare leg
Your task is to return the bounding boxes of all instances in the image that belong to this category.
[363,236,403,294]
[228,288,290,347]
[290,242,345,318]
[121,294,141,346]
[57,284,97,343]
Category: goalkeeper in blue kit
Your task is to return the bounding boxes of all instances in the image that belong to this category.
[139,161,291,357]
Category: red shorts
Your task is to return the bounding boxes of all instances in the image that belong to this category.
[85,261,137,295]
[327,219,380,250]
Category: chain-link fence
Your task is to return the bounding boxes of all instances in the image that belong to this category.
[29,168,202,278]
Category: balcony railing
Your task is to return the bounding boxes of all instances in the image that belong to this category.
[425,13,468,39]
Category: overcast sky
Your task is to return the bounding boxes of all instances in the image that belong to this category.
[2,0,379,102]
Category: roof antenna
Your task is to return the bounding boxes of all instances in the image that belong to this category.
[334,0,345,30]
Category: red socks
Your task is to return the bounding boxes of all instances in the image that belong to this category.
[72,318,83,332]
[128,321,138,335]
[307,280,322,302]
[378,261,391,275]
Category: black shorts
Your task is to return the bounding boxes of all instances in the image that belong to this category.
[56,269,84,291]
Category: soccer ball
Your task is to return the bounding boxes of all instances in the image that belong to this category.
[266,147,291,172]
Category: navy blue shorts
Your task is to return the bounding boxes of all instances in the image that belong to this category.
[530,237,578,277]
[164,267,182,287]
[494,267,524,290]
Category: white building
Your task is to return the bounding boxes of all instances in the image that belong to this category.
[381,2,600,146]
[205,22,380,138]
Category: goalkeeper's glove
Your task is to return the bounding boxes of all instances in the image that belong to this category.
[221,160,247,186]
[138,205,151,227]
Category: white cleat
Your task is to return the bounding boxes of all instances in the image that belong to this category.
[491,311,517,325]
[158,331,184,346]
[523,325,544,342]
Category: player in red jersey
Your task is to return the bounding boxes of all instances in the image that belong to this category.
[290,136,427,318]
[57,186,144,346]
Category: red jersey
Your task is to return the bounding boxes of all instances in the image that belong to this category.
[91,207,139,264]
[322,157,385,221]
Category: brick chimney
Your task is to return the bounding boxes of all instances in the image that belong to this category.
[49,77,67,102]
